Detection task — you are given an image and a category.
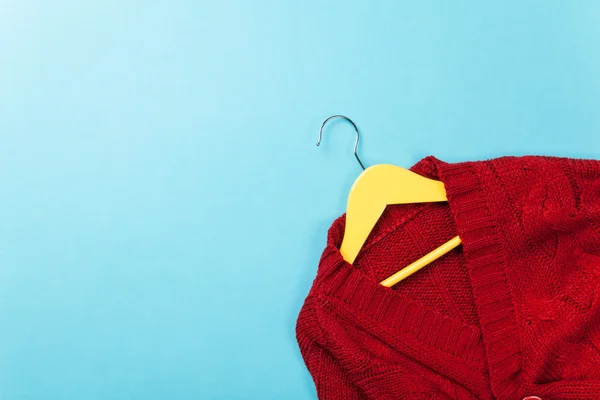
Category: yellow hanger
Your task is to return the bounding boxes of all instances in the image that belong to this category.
[318,116,462,287]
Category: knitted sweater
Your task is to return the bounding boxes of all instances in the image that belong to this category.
[296,156,600,400]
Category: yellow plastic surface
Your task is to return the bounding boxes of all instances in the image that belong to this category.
[340,164,448,263]
[380,235,462,287]
[340,163,463,287]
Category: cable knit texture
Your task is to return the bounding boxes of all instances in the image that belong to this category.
[296,156,600,400]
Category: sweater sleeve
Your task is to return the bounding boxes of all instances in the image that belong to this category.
[559,158,600,228]
[567,158,600,203]
[518,157,600,231]
[296,297,364,400]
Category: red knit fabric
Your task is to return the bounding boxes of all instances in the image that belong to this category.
[296,156,600,400]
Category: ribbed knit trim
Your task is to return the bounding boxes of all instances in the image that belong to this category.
[312,156,523,399]
[437,159,523,399]
[315,246,490,395]
[319,248,484,364]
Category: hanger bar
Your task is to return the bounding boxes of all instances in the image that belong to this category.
[380,235,462,287]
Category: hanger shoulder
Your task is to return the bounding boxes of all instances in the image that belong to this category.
[340,164,448,263]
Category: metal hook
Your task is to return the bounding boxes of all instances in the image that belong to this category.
[317,115,366,170]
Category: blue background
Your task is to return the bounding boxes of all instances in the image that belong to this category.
[1,1,600,399]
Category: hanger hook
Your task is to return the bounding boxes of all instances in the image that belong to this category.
[317,115,366,170]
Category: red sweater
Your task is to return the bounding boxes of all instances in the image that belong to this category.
[296,156,600,400]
